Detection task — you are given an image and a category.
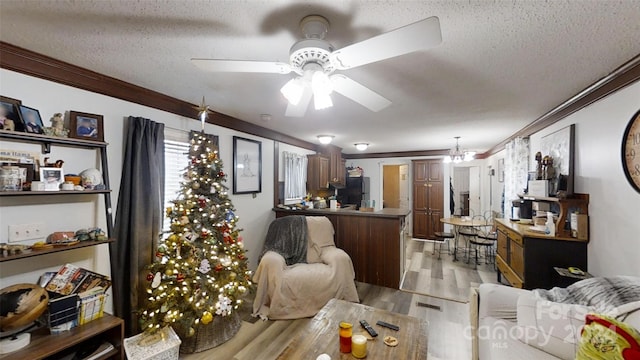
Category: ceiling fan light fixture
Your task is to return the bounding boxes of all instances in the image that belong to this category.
[355,143,369,151]
[317,135,334,144]
[280,78,304,105]
[314,91,333,110]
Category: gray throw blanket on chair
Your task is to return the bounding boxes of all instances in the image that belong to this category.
[260,215,308,266]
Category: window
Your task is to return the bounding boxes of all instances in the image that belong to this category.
[163,129,190,232]
[283,151,308,204]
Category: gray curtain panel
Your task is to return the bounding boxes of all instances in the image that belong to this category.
[111,116,164,336]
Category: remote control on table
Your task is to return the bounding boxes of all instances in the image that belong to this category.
[376,320,400,331]
[360,320,378,337]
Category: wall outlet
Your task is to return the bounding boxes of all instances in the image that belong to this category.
[8,223,46,243]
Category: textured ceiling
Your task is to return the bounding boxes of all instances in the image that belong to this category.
[1,0,639,154]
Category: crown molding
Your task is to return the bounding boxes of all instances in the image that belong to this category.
[0,41,317,151]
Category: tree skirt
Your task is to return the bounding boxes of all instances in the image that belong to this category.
[174,311,241,353]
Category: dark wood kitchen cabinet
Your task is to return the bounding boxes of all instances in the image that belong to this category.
[412,160,444,239]
[307,154,330,190]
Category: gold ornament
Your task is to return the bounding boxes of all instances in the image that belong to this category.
[192,182,200,189]
[165,269,173,276]
[201,311,213,324]
[188,327,195,337]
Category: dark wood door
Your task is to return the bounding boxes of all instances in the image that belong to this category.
[412,160,444,239]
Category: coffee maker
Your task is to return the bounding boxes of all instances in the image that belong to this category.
[512,199,533,219]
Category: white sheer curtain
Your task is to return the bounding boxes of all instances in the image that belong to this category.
[504,137,530,217]
[283,151,308,202]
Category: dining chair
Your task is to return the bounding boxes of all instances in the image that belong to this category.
[431,216,454,259]
[468,213,498,269]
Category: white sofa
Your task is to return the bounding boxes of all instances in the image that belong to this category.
[471,282,640,360]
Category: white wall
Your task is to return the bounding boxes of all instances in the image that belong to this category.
[0,69,280,312]
[526,81,640,277]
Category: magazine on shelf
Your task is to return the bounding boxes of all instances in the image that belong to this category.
[45,263,111,296]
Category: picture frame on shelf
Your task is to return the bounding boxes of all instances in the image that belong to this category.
[40,166,64,191]
[18,104,45,134]
[232,136,262,194]
[69,111,104,142]
[0,96,24,132]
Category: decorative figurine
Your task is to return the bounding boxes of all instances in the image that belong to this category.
[79,168,103,189]
[535,152,543,180]
[43,113,69,137]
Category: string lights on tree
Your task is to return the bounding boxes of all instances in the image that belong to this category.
[140,106,252,337]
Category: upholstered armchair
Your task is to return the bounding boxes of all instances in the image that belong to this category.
[252,216,359,320]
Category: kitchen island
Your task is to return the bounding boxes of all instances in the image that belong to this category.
[274,207,410,289]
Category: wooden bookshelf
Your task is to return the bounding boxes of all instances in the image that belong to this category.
[0,314,124,360]
[0,239,114,263]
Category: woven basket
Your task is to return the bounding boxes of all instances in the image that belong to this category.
[173,311,241,354]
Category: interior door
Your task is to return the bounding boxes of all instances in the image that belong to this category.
[383,165,400,208]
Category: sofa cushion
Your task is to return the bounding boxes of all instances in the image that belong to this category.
[516,291,591,360]
[478,317,559,360]
[576,313,640,359]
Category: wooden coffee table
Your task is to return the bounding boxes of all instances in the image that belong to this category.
[275,298,428,359]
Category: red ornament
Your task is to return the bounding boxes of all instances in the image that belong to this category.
[199,199,206,207]
[146,273,154,281]
[223,235,234,244]
[215,264,223,272]
[191,158,197,164]
[218,171,225,177]
[201,231,209,239]
[238,254,246,260]
[155,251,163,258]
[177,273,185,281]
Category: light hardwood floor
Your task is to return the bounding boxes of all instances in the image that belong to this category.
[401,237,499,303]
[181,280,473,359]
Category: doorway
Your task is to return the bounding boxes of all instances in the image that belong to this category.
[383,164,409,209]
[452,166,480,216]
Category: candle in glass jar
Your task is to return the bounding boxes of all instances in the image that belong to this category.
[339,322,352,353]
[351,334,367,358]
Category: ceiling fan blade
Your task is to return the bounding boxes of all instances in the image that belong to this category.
[330,16,442,70]
[330,74,391,112]
[284,84,313,117]
[191,59,293,74]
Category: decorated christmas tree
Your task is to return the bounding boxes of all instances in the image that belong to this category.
[141,131,252,336]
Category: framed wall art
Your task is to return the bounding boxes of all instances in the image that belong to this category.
[18,105,44,134]
[233,136,261,194]
[540,124,575,196]
[70,111,104,142]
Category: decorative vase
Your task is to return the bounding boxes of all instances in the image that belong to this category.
[173,311,241,353]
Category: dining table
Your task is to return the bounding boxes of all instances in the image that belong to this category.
[440,217,491,261]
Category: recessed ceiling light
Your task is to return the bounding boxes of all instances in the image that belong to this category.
[355,143,369,151]
[317,135,334,144]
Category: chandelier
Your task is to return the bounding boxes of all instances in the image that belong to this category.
[443,136,476,164]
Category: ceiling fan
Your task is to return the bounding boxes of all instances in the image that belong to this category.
[192,15,442,117]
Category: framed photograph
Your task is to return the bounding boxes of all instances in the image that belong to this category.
[233,136,262,194]
[498,158,505,182]
[69,111,104,142]
[18,105,45,134]
[540,124,575,196]
[0,96,23,131]
[39,167,64,191]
